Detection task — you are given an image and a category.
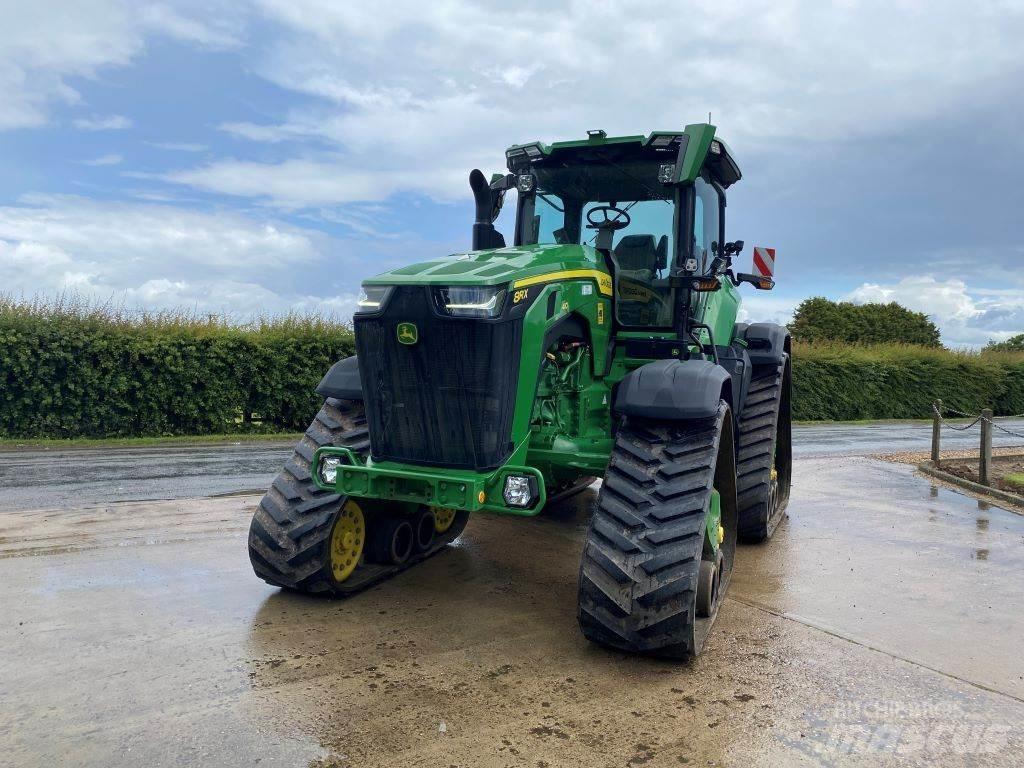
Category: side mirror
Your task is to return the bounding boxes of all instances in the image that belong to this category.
[471,169,511,224]
[489,188,506,223]
[655,235,668,271]
[487,172,517,223]
[736,273,774,290]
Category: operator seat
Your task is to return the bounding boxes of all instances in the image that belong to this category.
[615,235,659,283]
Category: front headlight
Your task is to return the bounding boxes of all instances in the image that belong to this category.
[319,456,341,485]
[503,474,539,508]
[356,285,392,312]
[436,285,506,318]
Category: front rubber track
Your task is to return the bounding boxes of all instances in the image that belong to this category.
[247,397,468,596]
[577,403,735,660]
[736,356,792,543]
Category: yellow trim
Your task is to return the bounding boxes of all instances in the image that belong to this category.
[513,269,613,296]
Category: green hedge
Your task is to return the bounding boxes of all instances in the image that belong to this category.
[2,300,1022,438]
[792,343,1024,420]
[0,300,354,438]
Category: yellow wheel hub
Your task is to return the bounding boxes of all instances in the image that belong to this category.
[329,501,365,583]
[770,465,778,482]
[433,506,456,533]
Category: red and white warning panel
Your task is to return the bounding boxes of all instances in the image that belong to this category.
[752,247,775,278]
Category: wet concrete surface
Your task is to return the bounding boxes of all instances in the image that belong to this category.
[2,456,1023,766]
[3,419,1022,513]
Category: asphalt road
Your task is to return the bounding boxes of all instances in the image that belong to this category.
[0,442,295,512]
[1,419,1022,513]
[1,456,1022,766]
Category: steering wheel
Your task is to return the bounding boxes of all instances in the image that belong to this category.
[585,205,631,230]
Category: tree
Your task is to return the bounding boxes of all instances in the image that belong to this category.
[984,333,1024,352]
[790,297,942,347]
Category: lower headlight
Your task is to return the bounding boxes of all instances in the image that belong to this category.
[319,456,341,485]
[503,474,538,508]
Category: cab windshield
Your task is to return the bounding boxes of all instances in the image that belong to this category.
[517,153,677,327]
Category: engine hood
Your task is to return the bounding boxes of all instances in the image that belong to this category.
[361,243,606,289]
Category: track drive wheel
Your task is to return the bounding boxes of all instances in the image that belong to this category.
[736,355,792,542]
[328,500,366,583]
[577,402,738,659]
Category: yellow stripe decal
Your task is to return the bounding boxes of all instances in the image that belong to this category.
[513,269,613,296]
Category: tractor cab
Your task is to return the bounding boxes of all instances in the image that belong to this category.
[486,128,744,331]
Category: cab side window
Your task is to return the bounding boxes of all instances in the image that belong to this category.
[693,177,720,274]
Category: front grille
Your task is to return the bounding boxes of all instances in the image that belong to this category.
[354,286,522,470]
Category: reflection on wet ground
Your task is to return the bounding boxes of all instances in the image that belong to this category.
[1,456,1023,766]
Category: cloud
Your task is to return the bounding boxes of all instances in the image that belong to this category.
[139,4,242,49]
[738,293,800,328]
[72,114,133,131]
[0,1,141,130]
[146,141,208,152]
[0,195,341,315]
[123,277,359,318]
[164,157,464,207]
[0,1,244,131]
[154,0,1024,207]
[0,193,321,270]
[849,277,983,324]
[847,276,1021,348]
[79,153,124,166]
[0,194,446,318]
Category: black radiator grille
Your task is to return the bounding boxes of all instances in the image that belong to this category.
[354,286,522,470]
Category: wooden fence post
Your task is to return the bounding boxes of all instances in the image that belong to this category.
[931,399,942,466]
[979,408,993,486]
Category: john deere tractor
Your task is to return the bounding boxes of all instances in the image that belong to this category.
[247,123,792,659]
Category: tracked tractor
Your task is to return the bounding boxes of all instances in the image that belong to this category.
[247,124,792,659]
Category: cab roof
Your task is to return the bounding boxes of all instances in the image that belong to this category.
[505,123,742,188]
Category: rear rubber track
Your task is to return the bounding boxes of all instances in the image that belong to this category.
[736,356,792,543]
[247,397,467,596]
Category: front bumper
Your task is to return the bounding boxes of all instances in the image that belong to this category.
[312,447,547,516]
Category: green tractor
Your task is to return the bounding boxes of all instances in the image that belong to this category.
[247,123,792,659]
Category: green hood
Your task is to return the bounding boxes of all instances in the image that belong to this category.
[362,244,606,288]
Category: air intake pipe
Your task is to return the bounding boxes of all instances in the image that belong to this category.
[469,169,507,250]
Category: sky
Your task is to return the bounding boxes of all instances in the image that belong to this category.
[0,0,1022,347]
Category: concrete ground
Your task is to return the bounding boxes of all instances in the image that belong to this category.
[2,438,1024,766]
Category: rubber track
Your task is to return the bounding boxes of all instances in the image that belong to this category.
[577,404,726,659]
[247,398,467,596]
[735,357,790,542]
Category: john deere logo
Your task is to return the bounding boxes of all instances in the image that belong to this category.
[397,322,418,345]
